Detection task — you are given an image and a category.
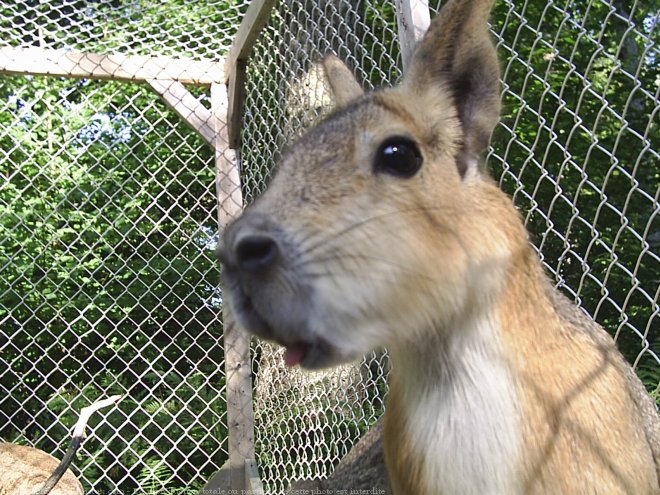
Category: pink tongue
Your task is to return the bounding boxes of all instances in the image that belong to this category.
[284,344,308,367]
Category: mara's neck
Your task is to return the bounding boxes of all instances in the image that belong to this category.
[384,248,551,495]
[388,244,550,390]
[385,310,521,494]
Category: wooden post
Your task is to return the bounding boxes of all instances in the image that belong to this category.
[245,459,266,495]
[395,0,431,69]
[211,82,255,492]
[148,79,216,147]
[224,0,279,147]
[226,59,248,149]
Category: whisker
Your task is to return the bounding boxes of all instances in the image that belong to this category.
[305,269,434,291]
[298,251,436,282]
[296,203,435,258]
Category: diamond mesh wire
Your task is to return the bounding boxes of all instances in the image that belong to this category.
[483,0,659,377]
[0,73,227,493]
[0,0,250,492]
[0,0,245,60]
[240,3,400,493]
[241,0,659,493]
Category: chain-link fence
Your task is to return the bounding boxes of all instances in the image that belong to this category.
[0,1,249,492]
[1,0,658,494]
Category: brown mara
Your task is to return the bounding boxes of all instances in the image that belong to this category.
[217,0,660,493]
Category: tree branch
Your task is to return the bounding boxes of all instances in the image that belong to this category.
[33,395,123,495]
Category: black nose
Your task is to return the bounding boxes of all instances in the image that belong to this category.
[234,234,279,272]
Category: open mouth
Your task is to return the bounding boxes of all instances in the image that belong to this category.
[284,338,343,370]
[230,288,312,367]
[284,342,310,367]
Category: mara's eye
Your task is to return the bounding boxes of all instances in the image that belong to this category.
[374,136,423,177]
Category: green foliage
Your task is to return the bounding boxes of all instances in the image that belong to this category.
[0,74,226,491]
[1,0,245,58]
[485,0,659,400]
[1,0,249,489]
[138,459,174,494]
[1,2,658,495]
[43,372,227,492]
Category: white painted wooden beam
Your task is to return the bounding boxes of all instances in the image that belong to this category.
[224,0,279,147]
[0,46,223,85]
[396,0,431,70]
[211,82,255,493]
[148,79,215,147]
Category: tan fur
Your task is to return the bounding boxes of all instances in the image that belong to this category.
[321,54,364,107]
[500,257,659,493]
[218,0,660,493]
[0,444,84,495]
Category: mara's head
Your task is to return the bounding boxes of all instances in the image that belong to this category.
[218,0,526,369]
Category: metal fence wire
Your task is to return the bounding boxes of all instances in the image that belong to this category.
[1,0,658,495]
[0,1,248,492]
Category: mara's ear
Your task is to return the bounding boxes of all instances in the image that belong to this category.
[322,54,364,107]
[405,0,500,176]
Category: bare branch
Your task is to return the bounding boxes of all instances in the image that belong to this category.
[33,395,123,495]
[72,395,123,440]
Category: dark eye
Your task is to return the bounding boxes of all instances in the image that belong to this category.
[374,136,423,177]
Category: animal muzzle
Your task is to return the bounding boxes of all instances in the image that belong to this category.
[217,212,318,361]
